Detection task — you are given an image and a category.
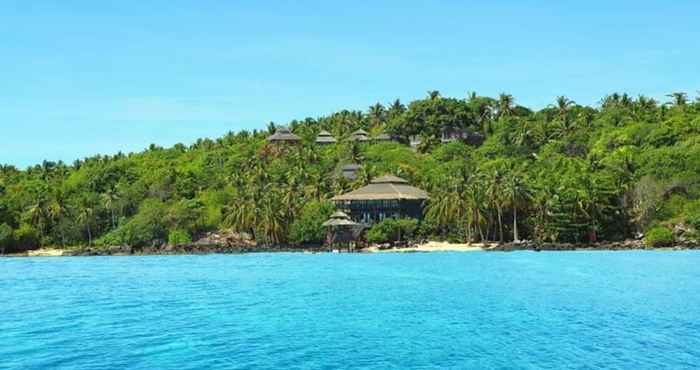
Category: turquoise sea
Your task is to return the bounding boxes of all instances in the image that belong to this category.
[1,252,699,369]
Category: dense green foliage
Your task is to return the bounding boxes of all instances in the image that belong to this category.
[644,227,674,248]
[288,200,335,244]
[1,91,699,251]
[367,218,419,244]
[168,230,192,246]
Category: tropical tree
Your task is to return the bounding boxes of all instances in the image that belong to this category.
[503,172,531,242]
[497,93,515,118]
[102,187,120,230]
[77,206,95,246]
[666,92,688,107]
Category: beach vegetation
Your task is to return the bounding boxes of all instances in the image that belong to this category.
[367,218,419,244]
[645,226,675,248]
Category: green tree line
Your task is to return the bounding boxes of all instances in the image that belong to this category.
[1,91,700,252]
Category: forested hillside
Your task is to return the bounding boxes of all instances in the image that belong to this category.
[2,91,700,252]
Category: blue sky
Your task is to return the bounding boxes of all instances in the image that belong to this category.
[1,1,699,168]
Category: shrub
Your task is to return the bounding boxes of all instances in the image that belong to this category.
[288,201,335,244]
[644,226,674,248]
[168,230,192,246]
[14,224,40,251]
[367,218,419,244]
[684,200,700,231]
[686,215,700,232]
[0,223,14,254]
[97,199,168,247]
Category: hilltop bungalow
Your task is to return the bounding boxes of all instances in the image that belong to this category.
[349,129,370,142]
[315,130,337,145]
[332,175,429,224]
[340,163,362,181]
[267,127,301,144]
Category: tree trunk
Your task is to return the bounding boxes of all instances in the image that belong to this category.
[513,207,519,242]
[87,224,92,246]
[497,207,504,243]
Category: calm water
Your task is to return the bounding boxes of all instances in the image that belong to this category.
[1,252,699,370]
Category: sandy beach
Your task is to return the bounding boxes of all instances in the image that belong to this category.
[364,241,485,253]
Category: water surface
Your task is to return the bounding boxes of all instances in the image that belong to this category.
[1,252,699,369]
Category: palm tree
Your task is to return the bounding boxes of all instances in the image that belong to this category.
[486,170,506,242]
[26,198,49,236]
[426,180,469,239]
[554,96,575,118]
[388,99,406,120]
[466,178,488,241]
[503,173,531,242]
[666,92,688,107]
[77,207,95,246]
[47,195,68,247]
[102,188,120,230]
[368,103,386,127]
[427,90,441,100]
[497,93,514,118]
[636,95,657,111]
[224,187,260,240]
[258,192,286,245]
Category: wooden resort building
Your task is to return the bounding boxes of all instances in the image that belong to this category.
[267,127,301,144]
[332,175,429,224]
[315,130,337,145]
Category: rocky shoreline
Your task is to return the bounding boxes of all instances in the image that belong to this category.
[484,239,699,252]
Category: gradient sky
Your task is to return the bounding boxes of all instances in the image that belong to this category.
[2,1,699,168]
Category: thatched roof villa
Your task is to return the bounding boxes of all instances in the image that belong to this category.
[315,130,337,145]
[332,175,429,224]
[350,129,370,142]
[340,163,361,181]
[267,127,301,143]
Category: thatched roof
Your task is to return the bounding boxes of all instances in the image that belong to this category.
[340,163,361,181]
[332,175,429,201]
[350,129,370,141]
[315,130,337,144]
[341,163,361,171]
[267,127,301,142]
[322,211,359,227]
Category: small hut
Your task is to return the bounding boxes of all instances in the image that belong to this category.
[340,163,361,181]
[332,175,429,224]
[349,129,370,142]
[315,130,337,145]
[322,211,362,250]
[267,127,301,144]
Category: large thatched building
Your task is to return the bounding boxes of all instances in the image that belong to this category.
[332,175,429,224]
